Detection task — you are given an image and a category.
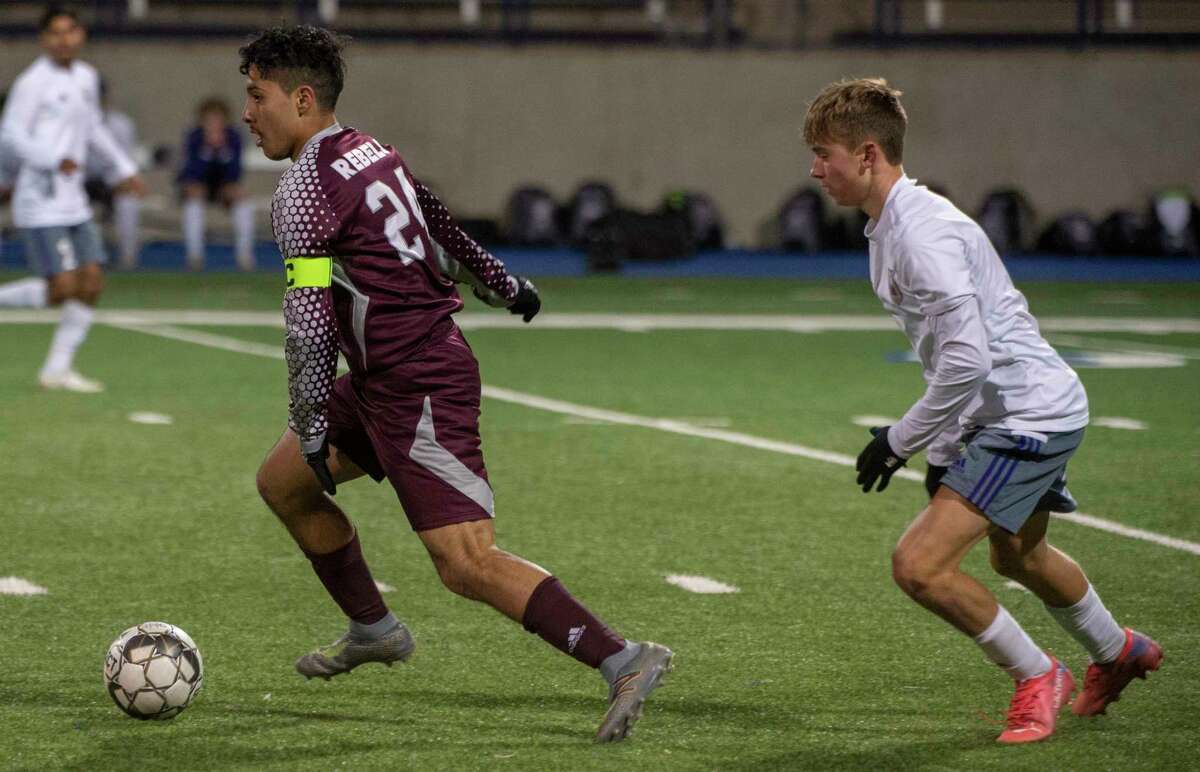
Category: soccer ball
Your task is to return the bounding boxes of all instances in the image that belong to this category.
[103,621,203,720]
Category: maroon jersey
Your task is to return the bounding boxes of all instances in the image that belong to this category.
[272,123,518,451]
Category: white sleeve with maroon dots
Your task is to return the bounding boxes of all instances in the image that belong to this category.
[415,179,518,304]
[273,146,342,453]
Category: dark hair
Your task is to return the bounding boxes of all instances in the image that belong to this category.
[239,26,346,111]
[197,96,231,121]
[40,4,80,31]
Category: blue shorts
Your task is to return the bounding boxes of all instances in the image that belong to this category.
[20,222,106,277]
[940,427,1084,534]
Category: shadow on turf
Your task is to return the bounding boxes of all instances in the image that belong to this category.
[723,739,991,771]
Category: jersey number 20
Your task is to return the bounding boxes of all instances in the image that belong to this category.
[365,169,428,266]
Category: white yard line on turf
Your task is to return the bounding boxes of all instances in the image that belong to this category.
[106,322,285,359]
[0,577,49,596]
[107,323,1200,558]
[665,574,740,594]
[2,309,1200,334]
[128,411,174,425]
[1047,333,1200,360]
[1003,581,1031,594]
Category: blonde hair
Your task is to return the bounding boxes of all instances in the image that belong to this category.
[803,78,907,164]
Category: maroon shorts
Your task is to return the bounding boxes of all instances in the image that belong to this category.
[325,324,494,531]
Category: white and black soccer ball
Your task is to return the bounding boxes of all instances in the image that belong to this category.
[103,621,203,720]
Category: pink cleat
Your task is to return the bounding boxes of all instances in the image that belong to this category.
[997,657,1075,744]
[1072,628,1163,717]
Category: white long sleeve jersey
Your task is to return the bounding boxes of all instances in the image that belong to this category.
[0,56,136,228]
[866,176,1089,465]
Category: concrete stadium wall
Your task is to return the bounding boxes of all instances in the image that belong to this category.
[2,40,1198,245]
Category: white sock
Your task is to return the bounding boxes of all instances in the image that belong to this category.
[0,276,48,308]
[183,198,205,266]
[973,605,1052,681]
[1044,584,1126,664]
[114,193,141,268]
[232,199,255,269]
[41,299,94,377]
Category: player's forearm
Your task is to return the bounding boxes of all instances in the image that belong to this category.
[891,302,991,457]
[283,283,339,452]
[414,180,517,302]
[89,122,137,183]
[892,367,987,457]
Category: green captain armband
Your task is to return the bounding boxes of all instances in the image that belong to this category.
[284,257,333,291]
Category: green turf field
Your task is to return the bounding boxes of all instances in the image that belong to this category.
[1,274,1197,771]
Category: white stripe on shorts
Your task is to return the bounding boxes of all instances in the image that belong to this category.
[409,396,495,516]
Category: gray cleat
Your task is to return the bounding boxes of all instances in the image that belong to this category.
[295,623,415,680]
[595,641,674,743]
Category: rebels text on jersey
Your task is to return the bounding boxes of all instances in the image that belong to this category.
[272,124,515,374]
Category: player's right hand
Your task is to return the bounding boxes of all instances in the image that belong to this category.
[59,158,79,174]
[925,464,947,499]
[116,174,147,197]
[301,435,337,496]
[508,276,541,323]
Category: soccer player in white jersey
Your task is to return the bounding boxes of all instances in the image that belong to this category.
[804,79,1162,744]
[0,5,144,392]
[85,77,142,270]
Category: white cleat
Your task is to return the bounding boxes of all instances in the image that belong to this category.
[39,370,105,393]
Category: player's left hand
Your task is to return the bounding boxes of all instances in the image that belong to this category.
[855,426,907,493]
[925,464,948,499]
[301,435,337,496]
[508,276,541,323]
[116,174,147,197]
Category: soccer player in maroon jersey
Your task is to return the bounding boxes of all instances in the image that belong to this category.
[241,26,672,742]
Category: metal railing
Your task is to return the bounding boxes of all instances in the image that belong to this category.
[2,0,1197,47]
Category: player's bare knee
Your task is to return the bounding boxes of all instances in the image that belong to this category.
[254,466,284,511]
[46,279,74,305]
[431,543,493,599]
[78,279,103,304]
[255,465,310,517]
[431,555,476,599]
[891,548,938,600]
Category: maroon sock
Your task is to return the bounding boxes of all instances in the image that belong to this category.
[521,576,626,668]
[303,533,389,625]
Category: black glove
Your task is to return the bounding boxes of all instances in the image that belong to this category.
[925,464,948,499]
[508,276,541,323]
[302,436,337,496]
[855,426,907,493]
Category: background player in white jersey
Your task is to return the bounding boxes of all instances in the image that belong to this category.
[241,26,671,742]
[0,95,15,258]
[804,79,1162,744]
[0,5,144,392]
[85,77,142,269]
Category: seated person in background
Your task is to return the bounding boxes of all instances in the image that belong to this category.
[178,97,254,270]
[0,92,12,256]
[85,76,142,269]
